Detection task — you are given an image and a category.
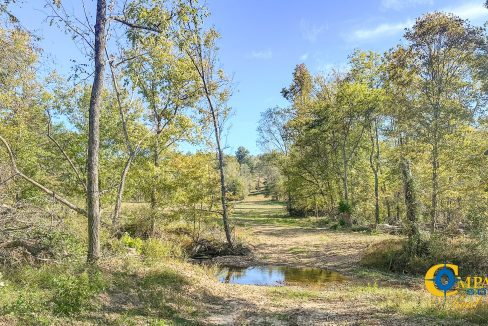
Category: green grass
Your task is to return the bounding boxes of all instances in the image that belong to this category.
[288,246,307,254]
[0,254,211,325]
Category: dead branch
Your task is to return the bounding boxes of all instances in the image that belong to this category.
[0,134,87,216]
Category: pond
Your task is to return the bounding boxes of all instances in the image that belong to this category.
[217,265,346,286]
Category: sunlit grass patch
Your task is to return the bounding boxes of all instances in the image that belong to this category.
[288,247,307,254]
[267,287,320,300]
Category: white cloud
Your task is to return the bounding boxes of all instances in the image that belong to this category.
[381,0,433,11]
[349,1,487,42]
[300,19,328,43]
[248,49,272,60]
[444,2,488,22]
[351,19,413,41]
[300,53,309,61]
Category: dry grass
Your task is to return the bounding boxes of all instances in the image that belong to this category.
[2,194,488,325]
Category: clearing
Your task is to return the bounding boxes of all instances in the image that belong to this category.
[189,194,479,325]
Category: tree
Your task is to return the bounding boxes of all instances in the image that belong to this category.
[118,0,200,234]
[400,159,421,256]
[235,146,250,169]
[281,63,313,110]
[257,106,293,155]
[179,2,233,247]
[85,0,107,263]
[404,12,486,232]
[348,50,385,226]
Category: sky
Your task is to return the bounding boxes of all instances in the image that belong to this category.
[9,0,488,154]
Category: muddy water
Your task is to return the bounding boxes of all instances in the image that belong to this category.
[217,265,345,286]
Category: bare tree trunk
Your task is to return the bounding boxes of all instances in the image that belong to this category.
[150,135,159,236]
[87,0,107,263]
[108,59,132,230]
[369,119,380,226]
[112,155,133,230]
[184,10,232,247]
[286,175,292,215]
[386,198,391,222]
[340,145,352,226]
[209,109,232,247]
[341,150,349,203]
[395,192,401,222]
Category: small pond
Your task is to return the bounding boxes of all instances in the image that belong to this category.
[217,265,346,286]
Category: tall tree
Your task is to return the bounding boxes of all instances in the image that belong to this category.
[180,2,233,246]
[404,12,486,231]
[348,50,385,225]
[86,0,107,263]
[235,146,250,169]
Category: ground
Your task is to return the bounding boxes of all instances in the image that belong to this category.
[2,194,486,325]
[192,195,485,325]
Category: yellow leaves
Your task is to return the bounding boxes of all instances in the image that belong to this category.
[203,28,220,48]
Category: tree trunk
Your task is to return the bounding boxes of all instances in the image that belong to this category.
[431,133,439,233]
[108,61,133,231]
[210,114,232,247]
[341,145,349,202]
[386,198,391,222]
[400,158,420,256]
[150,134,159,236]
[112,154,134,230]
[369,119,380,226]
[87,0,107,263]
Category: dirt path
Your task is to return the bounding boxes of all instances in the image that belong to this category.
[200,196,446,325]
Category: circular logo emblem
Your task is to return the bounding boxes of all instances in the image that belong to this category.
[425,263,459,297]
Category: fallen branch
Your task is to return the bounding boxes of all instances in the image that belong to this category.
[0,134,86,216]
[0,224,33,233]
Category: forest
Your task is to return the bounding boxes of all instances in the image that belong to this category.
[0,0,487,325]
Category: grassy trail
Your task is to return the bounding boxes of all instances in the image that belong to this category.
[200,194,484,325]
[3,194,483,325]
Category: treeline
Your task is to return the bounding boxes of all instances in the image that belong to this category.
[257,12,488,235]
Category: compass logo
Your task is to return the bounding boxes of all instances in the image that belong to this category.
[424,263,459,297]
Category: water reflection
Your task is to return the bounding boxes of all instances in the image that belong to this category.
[217,265,345,286]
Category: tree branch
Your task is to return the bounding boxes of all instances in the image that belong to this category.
[47,111,87,193]
[0,134,86,216]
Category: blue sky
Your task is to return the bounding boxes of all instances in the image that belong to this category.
[10,0,488,154]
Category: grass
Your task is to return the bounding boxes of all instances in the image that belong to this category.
[267,287,320,300]
[0,250,219,325]
[3,194,488,325]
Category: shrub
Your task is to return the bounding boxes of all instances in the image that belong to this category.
[120,233,144,254]
[142,239,172,261]
[51,270,105,316]
[338,200,352,214]
[361,235,488,275]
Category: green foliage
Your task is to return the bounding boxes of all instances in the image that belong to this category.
[51,270,105,316]
[257,13,487,232]
[235,146,251,168]
[338,200,352,214]
[4,291,49,325]
[120,233,144,254]
[142,238,173,261]
[361,235,488,275]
